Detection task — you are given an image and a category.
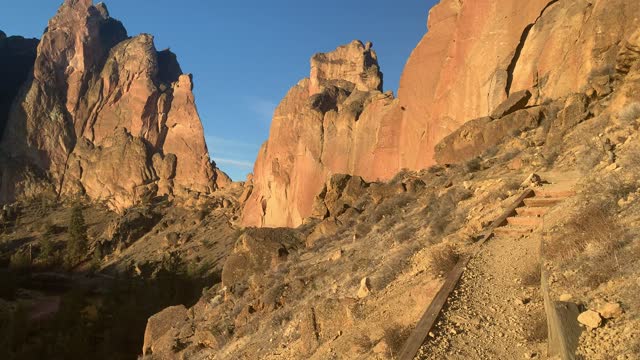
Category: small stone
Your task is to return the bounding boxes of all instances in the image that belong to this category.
[559,293,573,302]
[329,249,343,261]
[357,277,371,299]
[598,302,623,319]
[372,340,390,354]
[524,351,538,359]
[428,332,435,338]
[578,310,603,329]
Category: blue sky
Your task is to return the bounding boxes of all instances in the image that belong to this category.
[0,1,434,181]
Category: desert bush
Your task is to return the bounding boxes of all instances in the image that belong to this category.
[464,157,483,173]
[369,193,415,224]
[38,236,54,260]
[518,262,541,287]
[394,225,415,244]
[577,139,607,174]
[9,251,31,271]
[355,222,372,238]
[618,102,640,123]
[523,312,548,342]
[383,325,411,357]
[352,334,373,353]
[66,203,88,266]
[428,243,460,274]
[422,188,472,239]
[546,203,624,261]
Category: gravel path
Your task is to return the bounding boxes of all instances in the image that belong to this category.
[415,230,548,359]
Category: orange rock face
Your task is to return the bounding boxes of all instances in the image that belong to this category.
[0,0,222,211]
[245,0,640,227]
[242,41,398,227]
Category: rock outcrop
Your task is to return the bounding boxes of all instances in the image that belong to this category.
[245,0,640,227]
[242,41,400,227]
[0,0,225,211]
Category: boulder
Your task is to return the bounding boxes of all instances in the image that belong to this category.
[142,305,189,356]
[577,310,602,329]
[357,277,371,299]
[597,302,623,319]
[221,228,300,294]
[434,108,542,165]
[491,90,532,119]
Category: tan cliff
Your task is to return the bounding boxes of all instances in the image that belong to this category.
[0,0,227,211]
[243,0,640,227]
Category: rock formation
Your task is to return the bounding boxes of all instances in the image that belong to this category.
[244,0,640,227]
[242,40,401,227]
[0,0,226,211]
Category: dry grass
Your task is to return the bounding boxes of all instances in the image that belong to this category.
[545,201,629,288]
[546,203,624,261]
[383,325,411,358]
[618,102,640,123]
[523,312,548,343]
[428,243,460,274]
[518,261,541,287]
[352,334,373,353]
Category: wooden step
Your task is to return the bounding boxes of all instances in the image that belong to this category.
[493,225,535,237]
[515,207,548,217]
[533,189,576,198]
[523,197,565,207]
[506,216,543,227]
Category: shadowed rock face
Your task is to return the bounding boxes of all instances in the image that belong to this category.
[245,0,640,227]
[0,0,224,211]
[0,32,38,136]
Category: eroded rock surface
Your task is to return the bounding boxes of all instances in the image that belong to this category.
[245,0,640,227]
[242,41,400,227]
[0,0,224,212]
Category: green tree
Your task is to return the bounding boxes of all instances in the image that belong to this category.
[67,204,88,266]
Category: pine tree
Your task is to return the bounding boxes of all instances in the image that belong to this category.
[67,204,88,266]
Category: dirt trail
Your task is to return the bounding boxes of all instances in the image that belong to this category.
[415,182,575,359]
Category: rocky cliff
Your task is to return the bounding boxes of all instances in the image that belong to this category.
[0,0,227,211]
[242,41,402,227]
[244,0,640,227]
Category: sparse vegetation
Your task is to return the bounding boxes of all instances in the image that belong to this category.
[518,261,541,287]
[66,204,88,267]
[8,251,31,271]
[464,157,483,173]
[618,102,640,123]
[523,312,548,343]
[428,243,460,274]
[383,324,411,357]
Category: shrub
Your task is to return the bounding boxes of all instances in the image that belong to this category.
[518,262,541,287]
[428,243,460,274]
[383,325,411,357]
[524,312,548,342]
[9,251,31,271]
[618,102,640,123]
[38,236,54,260]
[67,204,88,266]
[464,157,482,173]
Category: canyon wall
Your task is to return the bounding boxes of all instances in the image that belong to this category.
[0,0,227,210]
[243,0,640,227]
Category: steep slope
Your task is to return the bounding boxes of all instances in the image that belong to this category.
[244,0,640,228]
[0,0,226,211]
